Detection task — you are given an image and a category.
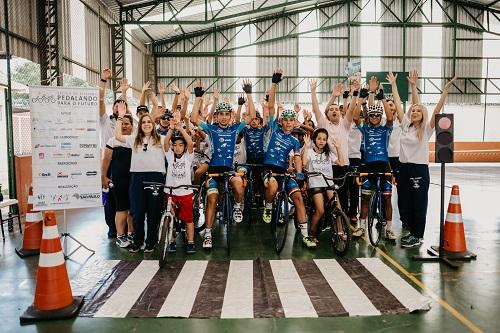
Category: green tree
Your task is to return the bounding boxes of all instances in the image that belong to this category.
[12,62,41,86]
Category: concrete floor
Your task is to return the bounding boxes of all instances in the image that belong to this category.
[0,164,498,333]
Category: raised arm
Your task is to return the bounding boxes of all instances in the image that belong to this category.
[387,72,404,122]
[99,68,111,117]
[345,79,360,124]
[139,81,151,106]
[170,83,181,112]
[150,93,162,122]
[268,68,283,118]
[326,83,343,110]
[407,70,420,105]
[158,82,167,109]
[242,79,256,121]
[378,86,393,125]
[309,79,322,122]
[114,101,127,143]
[430,76,457,128]
[119,78,129,105]
[368,76,378,106]
[236,94,245,123]
[190,80,205,127]
[177,122,194,153]
[301,133,311,168]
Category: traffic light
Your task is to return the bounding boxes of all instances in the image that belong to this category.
[435,114,454,163]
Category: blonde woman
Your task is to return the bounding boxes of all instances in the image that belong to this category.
[115,101,166,253]
[399,74,457,248]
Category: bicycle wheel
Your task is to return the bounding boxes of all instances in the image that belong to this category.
[330,208,351,256]
[272,191,289,254]
[158,215,172,268]
[243,184,253,224]
[224,193,232,255]
[367,192,383,247]
[193,188,206,233]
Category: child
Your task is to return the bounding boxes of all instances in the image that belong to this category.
[164,120,196,254]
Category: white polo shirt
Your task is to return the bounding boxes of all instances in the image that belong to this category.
[125,135,166,173]
[388,118,402,158]
[318,114,351,166]
[399,116,434,165]
[348,123,362,159]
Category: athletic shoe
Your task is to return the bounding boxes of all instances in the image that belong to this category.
[233,206,243,223]
[352,226,365,237]
[167,242,177,254]
[116,235,131,248]
[128,244,141,253]
[401,235,423,248]
[400,233,412,242]
[202,235,213,249]
[262,208,272,223]
[127,233,135,242]
[185,243,196,255]
[385,229,397,241]
[302,236,317,248]
[144,244,155,253]
[311,236,320,245]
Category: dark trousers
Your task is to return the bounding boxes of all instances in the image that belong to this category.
[104,168,117,238]
[129,172,165,247]
[347,158,361,217]
[397,163,430,238]
[389,157,402,226]
[332,165,350,213]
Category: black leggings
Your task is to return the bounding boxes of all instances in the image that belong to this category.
[397,163,430,238]
[347,158,361,217]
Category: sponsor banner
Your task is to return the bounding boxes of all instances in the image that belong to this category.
[30,86,102,210]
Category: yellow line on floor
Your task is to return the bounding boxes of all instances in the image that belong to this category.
[357,232,483,333]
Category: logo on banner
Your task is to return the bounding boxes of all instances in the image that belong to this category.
[61,142,72,150]
[57,172,69,178]
[38,153,45,159]
[58,184,79,189]
[84,153,94,159]
[80,143,97,149]
[72,193,101,201]
[86,171,98,176]
[57,161,77,166]
[31,94,57,104]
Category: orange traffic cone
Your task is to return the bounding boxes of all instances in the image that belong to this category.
[16,187,43,258]
[442,185,476,259]
[20,211,83,323]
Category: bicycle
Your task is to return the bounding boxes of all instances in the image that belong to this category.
[205,170,244,255]
[265,172,296,254]
[143,182,200,268]
[355,171,393,247]
[305,172,352,256]
[236,163,264,224]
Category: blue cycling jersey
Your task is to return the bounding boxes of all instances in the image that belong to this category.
[357,123,392,163]
[242,125,269,162]
[263,116,301,170]
[199,121,246,168]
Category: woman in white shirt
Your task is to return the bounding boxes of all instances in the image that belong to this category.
[399,74,457,248]
[115,101,167,253]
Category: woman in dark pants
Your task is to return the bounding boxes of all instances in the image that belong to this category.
[115,101,166,253]
[399,72,457,248]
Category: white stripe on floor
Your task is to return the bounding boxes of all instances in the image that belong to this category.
[357,258,431,312]
[314,259,380,316]
[270,260,317,318]
[157,260,208,317]
[94,260,159,318]
[220,260,254,319]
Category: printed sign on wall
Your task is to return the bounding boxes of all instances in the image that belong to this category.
[30,86,102,210]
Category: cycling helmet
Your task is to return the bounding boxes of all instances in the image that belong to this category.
[216,102,233,113]
[171,135,186,145]
[160,110,173,120]
[280,109,297,120]
[311,127,329,142]
[367,104,384,115]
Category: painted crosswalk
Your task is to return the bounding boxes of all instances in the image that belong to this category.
[76,258,431,319]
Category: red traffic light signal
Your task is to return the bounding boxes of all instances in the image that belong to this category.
[435,114,454,163]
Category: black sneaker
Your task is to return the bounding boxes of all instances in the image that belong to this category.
[144,244,155,253]
[128,243,141,253]
[185,243,196,255]
[167,242,177,254]
[401,235,422,248]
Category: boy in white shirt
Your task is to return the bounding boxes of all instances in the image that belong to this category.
[164,121,196,254]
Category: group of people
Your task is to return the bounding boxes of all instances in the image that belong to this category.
[98,66,456,254]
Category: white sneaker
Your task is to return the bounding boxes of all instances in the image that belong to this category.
[116,235,131,248]
[202,235,213,249]
[233,206,243,223]
[352,226,365,237]
[385,229,397,240]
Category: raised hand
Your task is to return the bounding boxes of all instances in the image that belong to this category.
[120,78,130,92]
[170,83,181,95]
[238,94,246,106]
[369,76,378,92]
[303,133,311,147]
[351,79,361,92]
[444,75,458,90]
[242,79,253,94]
[212,88,220,100]
[101,68,112,81]
[150,93,159,105]
[142,80,151,93]
[407,70,418,86]
[309,79,317,92]
[183,86,192,100]
[272,68,283,84]
[294,103,301,113]
[158,82,166,94]
[333,83,344,97]
[386,71,397,85]
[194,80,205,97]
[117,100,127,117]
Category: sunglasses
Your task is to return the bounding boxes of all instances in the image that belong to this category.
[369,114,382,118]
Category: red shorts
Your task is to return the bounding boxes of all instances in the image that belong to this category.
[166,193,194,224]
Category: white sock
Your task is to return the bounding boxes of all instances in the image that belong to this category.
[234,202,241,210]
[386,220,392,230]
[265,202,273,210]
[359,219,366,228]
[205,228,212,237]
[299,223,309,237]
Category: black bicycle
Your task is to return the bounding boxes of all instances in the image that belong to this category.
[206,170,243,255]
[305,172,352,255]
[236,163,263,224]
[356,172,393,247]
[143,182,200,268]
[265,172,296,254]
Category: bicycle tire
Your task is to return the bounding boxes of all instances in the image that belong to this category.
[330,208,351,256]
[193,188,206,233]
[243,184,252,224]
[367,192,383,247]
[158,215,172,268]
[224,192,232,255]
[272,191,289,254]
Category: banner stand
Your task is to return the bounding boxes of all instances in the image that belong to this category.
[60,210,95,260]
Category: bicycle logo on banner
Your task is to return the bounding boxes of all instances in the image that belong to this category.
[31,95,57,104]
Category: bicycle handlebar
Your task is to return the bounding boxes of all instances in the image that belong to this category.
[143,182,200,191]
[354,172,393,186]
[207,171,245,178]
[305,171,351,190]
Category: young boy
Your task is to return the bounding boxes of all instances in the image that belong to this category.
[163,120,196,254]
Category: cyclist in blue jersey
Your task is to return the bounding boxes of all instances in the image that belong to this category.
[261,69,316,248]
[190,80,256,249]
[353,83,395,240]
